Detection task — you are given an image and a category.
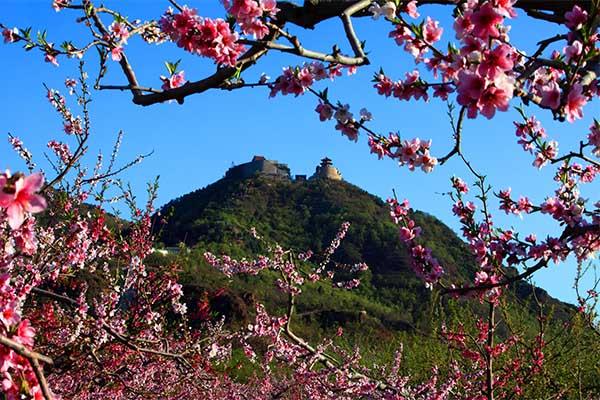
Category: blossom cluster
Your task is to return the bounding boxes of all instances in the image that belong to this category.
[0,275,44,400]
[388,198,443,287]
[0,171,46,229]
[368,132,438,173]
[0,85,212,399]
[206,223,367,294]
[498,188,533,217]
[204,252,271,277]
[314,102,367,142]
[106,21,130,61]
[269,62,352,98]
[159,6,245,66]
[222,0,278,39]
[160,70,186,91]
[373,70,432,102]
[513,115,557,168]
[376,1,599,123]
[541,161,598,229]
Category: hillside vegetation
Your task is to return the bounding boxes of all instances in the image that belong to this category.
[150,175,597,389]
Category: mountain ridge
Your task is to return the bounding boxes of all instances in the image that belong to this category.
[154,172,575,322]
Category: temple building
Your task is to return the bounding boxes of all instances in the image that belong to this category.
[310,157,342,181]
[224,156,342,182]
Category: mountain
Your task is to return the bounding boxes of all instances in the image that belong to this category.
[153,169,574,326]
[147,161,597,385]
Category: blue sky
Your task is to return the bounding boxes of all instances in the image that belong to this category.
[1,1,598,305]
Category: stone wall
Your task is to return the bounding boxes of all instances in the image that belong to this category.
[226,158,291,180]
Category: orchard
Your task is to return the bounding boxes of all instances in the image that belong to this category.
[0,0,599,399]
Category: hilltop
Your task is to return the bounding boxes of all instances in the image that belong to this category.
[155,156,573,322]
[146,156,590,381]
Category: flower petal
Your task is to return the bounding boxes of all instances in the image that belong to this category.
[6,203,25,230]
[26,195,47,214]
[23,173,44,194]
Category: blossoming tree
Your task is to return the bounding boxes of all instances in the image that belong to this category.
[1,0,599,399]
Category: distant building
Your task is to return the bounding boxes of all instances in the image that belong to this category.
[310,157,342,181]
[225,156,342,182]
[225,155,291,180]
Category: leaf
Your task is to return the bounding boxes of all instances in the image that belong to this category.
[165,59,181,75]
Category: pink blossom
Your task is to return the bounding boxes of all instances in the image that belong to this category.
[111,46,124,61]
[368,136,387,159]
[390,70,428,101]
[109,22,130,43]
[399,220,421,241]
[369,1,397,20]
[160,8,245,66]
[64,78,77,91]
[564,40,583,63]
[359,108,373,121]
[478,44,514,79]
[45,53,59,66]
[517,196,533,214]
[0,172,47,229]
[479,83,511,119]
[470,2,503,40]
[539,81,561,110]
[224,0,278,39]
[297,67,314,88]
[453,14,473,39]
[374,74,394,96]
[419,151,438,173]
[2,28,18,43]
[161,71,186,90]
[564,84,587,122]
[474,271,488,285]
[328,64,343,79]
[315,102,333,121]
[15,320,35,347]
[335,121,359,142]
[564,5,588,30]
[388,198,444,285]
[308,62,328,80]
[459,36,483,57]
[533,140,558,168]
[456,70,485,105]
[541,197,565,218]
[495,0,517,18]
[433,84,454,100]
[404,0,419,18]
[48,140,72,163]
[424,17,443,44]
[399,138,421,163]
[269,65,325,97]
[52,0,70,11]
[389,24,413,47]
[452,177,469,194]
[334,104,353,124]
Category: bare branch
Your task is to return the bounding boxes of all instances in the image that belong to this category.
[439,105,466,165]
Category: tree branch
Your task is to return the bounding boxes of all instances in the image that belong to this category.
[275,0,594,29]
[0,334,54,400]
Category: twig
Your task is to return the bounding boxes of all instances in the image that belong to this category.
[340,0,371,60]
[439,105,466,164]
[0,334,54,400]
